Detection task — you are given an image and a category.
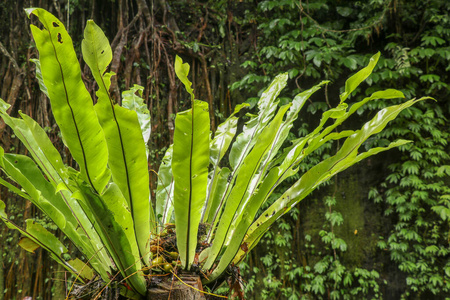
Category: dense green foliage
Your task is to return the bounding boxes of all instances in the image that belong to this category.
[369,103,450,298]
[230,0,450,299]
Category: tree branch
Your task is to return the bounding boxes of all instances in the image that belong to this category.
[0,41,19,72]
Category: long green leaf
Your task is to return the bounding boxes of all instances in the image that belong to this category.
[155,145,174,227]
[122,84,151,156]
[230,97,428,268]
[200,61,408,279]
[204,167,231,223]
[209,103,249,167]
[26,8,110,193]
[203,103,291,271]
[340,52,380,102]
[173,100,210,270]
[201,82,327,244]
[220,85,327,249]
[82,20,153,261]
[75,182,147,296]
[0,107,93,239]
[205,74,288,241]
[173,56,210,269]
[260,81,327,167]
[209,140,408,280]
[30,59,49,97]
[0,150,112,279]
[233,82,327,219]
[0,152,67,228]
[272,88,405,174]
[201,103,249,222]
[96,96,153,259]
[0,105,113,278]
[0,175,31,200]
[175,56,195,101]
[228,74,287,170]
[319,89,405,141]
[0,98,68,189]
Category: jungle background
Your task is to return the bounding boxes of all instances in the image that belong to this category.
[0,0,449,299]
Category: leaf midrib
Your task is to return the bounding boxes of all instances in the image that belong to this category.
[87,29,134,218]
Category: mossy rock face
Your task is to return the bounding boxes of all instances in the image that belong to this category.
[331,160,388,267]
[301,159,389,269]
[333,172,380,267]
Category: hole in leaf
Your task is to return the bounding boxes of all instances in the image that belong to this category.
[57,33,63,43]
[52,22,59,27]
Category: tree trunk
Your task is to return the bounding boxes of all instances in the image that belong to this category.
[71,274,207,300]
[147,274,206,300]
